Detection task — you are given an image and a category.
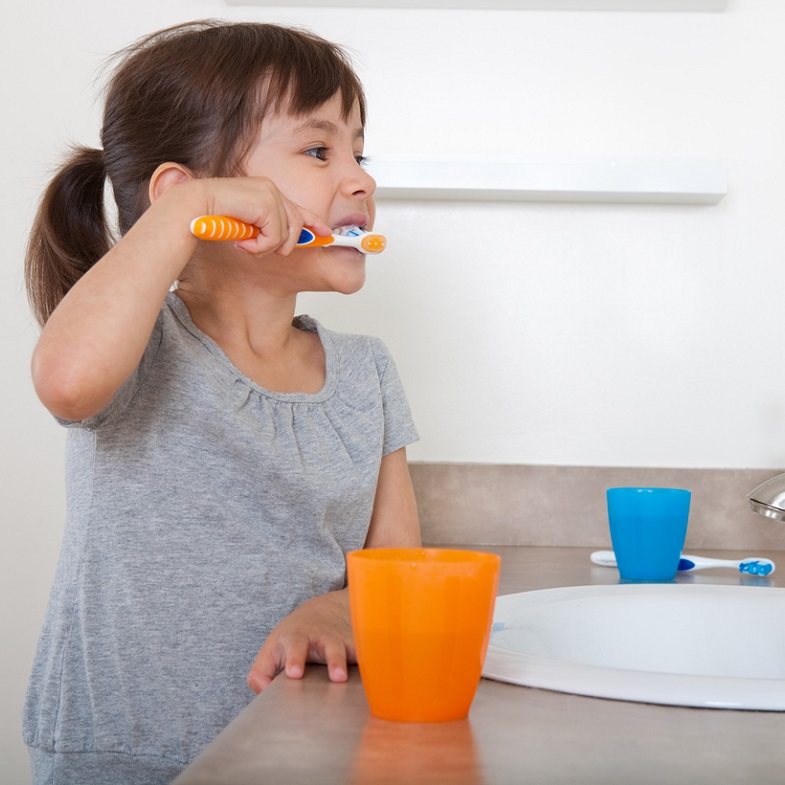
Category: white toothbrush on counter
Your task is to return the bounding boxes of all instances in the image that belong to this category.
[590,550,775,577]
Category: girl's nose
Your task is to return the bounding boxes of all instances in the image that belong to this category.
[342,158,376,200]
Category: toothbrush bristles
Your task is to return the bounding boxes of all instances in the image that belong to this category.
[740,560,773,577]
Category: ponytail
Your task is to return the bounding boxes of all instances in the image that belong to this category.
[24,146,112,325]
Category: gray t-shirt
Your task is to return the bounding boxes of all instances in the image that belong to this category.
[24,293,418,782]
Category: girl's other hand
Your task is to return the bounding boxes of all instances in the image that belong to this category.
[246,589,355,693]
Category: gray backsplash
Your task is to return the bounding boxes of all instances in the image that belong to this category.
[410,463,785,551]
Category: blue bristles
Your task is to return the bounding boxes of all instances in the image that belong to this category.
[740,560,773,577]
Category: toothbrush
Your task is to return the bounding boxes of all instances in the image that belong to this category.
[590,550,775,577]
[189,215,386,254]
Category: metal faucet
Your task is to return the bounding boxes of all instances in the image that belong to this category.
[748,473,785,521]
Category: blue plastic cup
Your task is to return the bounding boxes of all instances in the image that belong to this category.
[606,487,691,582]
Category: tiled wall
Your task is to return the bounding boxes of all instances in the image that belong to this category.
[410,463,785,551]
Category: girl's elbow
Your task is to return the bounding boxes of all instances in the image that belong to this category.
[31,349,105,421]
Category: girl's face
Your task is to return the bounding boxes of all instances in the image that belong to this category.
[242,92,376,295]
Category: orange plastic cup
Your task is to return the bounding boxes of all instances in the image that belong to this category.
[347,548,501,722]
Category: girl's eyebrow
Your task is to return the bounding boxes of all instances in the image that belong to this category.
[293,118,365,141]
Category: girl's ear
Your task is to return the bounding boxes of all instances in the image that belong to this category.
[148,162,194,204]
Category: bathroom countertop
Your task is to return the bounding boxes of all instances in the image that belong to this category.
[173,546,785,785]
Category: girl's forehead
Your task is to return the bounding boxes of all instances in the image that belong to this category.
[265,95,364,137]
[281,92,362,124]
[248,100,364,156]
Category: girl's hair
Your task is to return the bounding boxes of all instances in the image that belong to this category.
[25,20,366,325]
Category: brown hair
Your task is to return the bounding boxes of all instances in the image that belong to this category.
[24,20,367,325]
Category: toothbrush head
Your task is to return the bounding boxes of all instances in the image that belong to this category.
[359,234,386,254]
[317,226,387,254]
[739,559,775,576]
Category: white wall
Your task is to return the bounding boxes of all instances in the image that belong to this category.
[3,0,785,780]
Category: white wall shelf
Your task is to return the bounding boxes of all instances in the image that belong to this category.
[368,156,727,205]
[226,1,727,10]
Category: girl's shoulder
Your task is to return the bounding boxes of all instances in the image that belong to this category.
[294,315,393,370]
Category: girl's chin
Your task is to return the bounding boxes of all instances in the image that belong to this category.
[326,249,367,294]
[331,271,367,295]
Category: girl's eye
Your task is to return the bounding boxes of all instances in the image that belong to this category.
[304,148,369,168]
[305,147,328,161]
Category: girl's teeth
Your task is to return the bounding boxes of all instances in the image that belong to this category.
[333,225,363,237]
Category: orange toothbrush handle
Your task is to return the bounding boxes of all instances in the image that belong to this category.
[190,215,259,241]
[190,216,326,246]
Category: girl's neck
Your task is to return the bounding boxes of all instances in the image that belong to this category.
[175,283,297,351]
[173,283,326,395]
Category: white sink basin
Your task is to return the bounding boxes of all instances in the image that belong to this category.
[482,583,785,710]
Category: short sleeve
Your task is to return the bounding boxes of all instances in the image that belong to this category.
[55,315,164,431]
[369,338,419,456]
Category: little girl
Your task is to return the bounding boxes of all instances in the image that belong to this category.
[23,20,420,785]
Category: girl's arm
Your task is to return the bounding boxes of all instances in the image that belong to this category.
[363,446,421,549]
[247,447,420,693]
[31,174,329,421]
[32,182,202,421]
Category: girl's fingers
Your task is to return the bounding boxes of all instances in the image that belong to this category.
[322,638,349,683]
[234,206,330,257]
[300,211,332,241]
[247,634,352,692]
[204,176,333,257]
[273,201,332,257]
[246,645,280,694]
[246,590,354,691]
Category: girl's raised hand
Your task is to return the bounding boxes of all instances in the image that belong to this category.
[190,174,332,258]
